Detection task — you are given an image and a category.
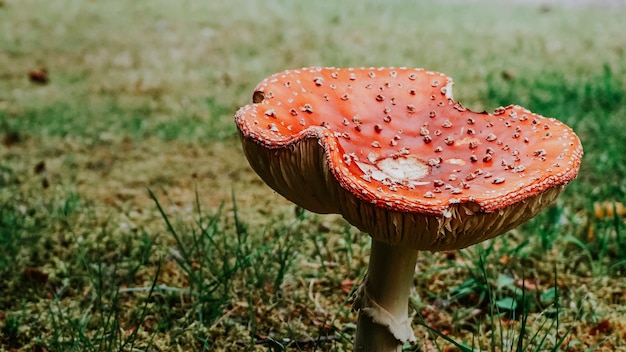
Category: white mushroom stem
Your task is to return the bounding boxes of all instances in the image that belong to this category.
[353,240,418,351]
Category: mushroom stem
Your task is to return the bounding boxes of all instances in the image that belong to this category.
[354,240,418,351]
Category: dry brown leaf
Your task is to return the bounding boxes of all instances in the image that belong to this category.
[589,319,612,336]
[340,278,357,294]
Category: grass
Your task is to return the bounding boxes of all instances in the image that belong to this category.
[2,0,626,350]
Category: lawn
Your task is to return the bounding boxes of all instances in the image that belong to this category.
[1,0,626,351]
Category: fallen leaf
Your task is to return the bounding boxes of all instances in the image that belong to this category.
[28,67,49,84]
[340,278,357,294]
[22,267,49,286]
[589,319,611,336]
[124,325,137,336]
[587,224,595,241]
[515,278,538,291]
[594,201,626,219]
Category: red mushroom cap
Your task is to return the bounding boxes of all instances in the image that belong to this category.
[235,67,583,250]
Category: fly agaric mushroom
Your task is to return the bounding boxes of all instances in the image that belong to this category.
[235,67,583,351]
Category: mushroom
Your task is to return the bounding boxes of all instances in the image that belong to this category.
[234,67,583,351]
